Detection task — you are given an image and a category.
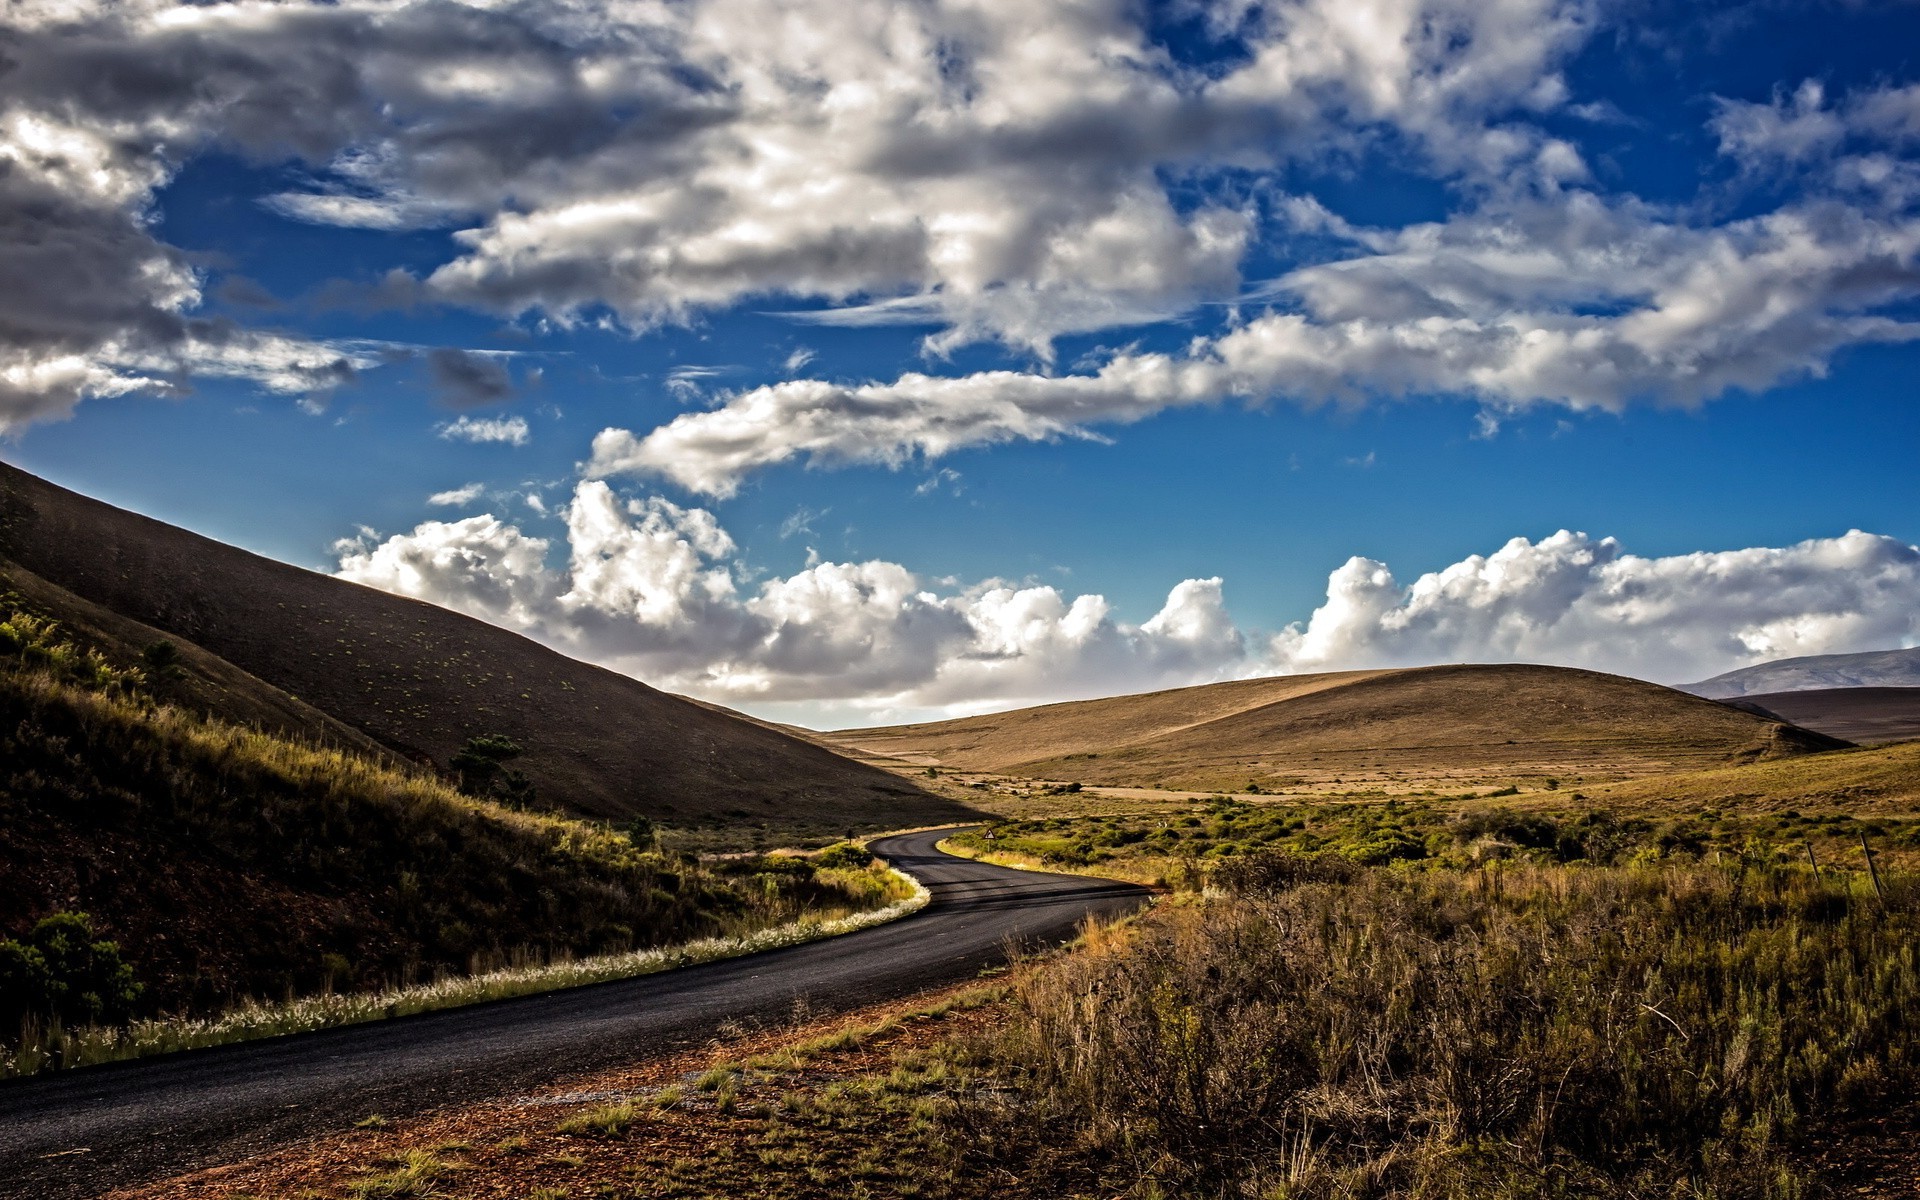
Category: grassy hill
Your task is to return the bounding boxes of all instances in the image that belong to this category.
[1529,738,1920,817]
[830,664,1848,794]
[0,461,969,834]
[1728,687,1920,746]
[0,609,909,1030]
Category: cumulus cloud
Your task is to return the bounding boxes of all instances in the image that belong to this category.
[593,189,1920,495]
[333,481,1920,722]
[334,480,1253,719]
[437,414,530,446]
[334,515,558,631]
[1267,529,1920,685]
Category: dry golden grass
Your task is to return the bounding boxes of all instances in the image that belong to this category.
[829,670,1388,769]
[1521,737,1920,816]
[828,663,1844,795]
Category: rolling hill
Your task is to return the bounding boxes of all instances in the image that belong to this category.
[1724,687,1920,746]
[827,664,1850,794]
[1684,646,1920,698]
[0,460,969,831]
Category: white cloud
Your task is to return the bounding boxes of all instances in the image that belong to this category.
[427,482,486,507]
[0,0,1607,430]
[1712,79,1920,207]
[333,514,558,631]
[591,187,1920,496]
[333,482,1920,722]
[1267,529,1920,685]
[9,0,1913,444]
[334,480,1255,719]
[437,414,530,446]
[1711,80,1847,169]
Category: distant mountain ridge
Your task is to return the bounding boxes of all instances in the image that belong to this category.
[1682,647,1920,699]
[0,460,968,831]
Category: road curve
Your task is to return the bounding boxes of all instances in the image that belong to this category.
[0,828,1145,1200]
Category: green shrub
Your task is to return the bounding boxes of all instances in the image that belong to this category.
[814,841,875,871]
[140,640,185,679]
[0,912,142,1031]
[1339,826,1427,864]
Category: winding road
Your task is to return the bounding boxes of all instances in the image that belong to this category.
[0,828,1146,1200]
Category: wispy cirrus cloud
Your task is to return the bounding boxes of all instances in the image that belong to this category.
[427,482,487,507]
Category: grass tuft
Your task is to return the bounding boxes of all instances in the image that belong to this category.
[345,1149,453,1199]
[555,1101,641,1139]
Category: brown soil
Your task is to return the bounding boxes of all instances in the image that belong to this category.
[109,982,1002,1200]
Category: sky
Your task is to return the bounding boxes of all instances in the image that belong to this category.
[2,0,1919,728]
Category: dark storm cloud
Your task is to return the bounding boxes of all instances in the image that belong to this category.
[426,347,515,408]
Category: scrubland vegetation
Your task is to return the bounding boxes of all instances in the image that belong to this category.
[929,798,1920,1196]
[981,859,1919,1197]
[948,794,1920,882]
[205,852,1920,1199]
[0,601,918,1075]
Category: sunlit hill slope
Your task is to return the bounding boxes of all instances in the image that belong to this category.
[828,664,1850,794]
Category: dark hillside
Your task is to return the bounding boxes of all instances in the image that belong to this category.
[0,461,968,829]
[1721,687,1920,746]
[1,555,395,763]
[0,663,906,1021]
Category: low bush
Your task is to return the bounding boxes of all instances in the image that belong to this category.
[0,912,141,1032]
[814,841,876,871]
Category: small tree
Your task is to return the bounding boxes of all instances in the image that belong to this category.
[141,640,185,679]
[616,816,657,851]
[450,734,537,807]
[0,912,142,1032]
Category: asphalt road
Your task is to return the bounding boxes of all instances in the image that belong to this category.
[0,828,1145,1200]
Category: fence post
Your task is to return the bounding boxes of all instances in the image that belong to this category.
[1861,832,1886,905]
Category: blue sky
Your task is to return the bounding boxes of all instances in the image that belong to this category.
[3,0,1919,725]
